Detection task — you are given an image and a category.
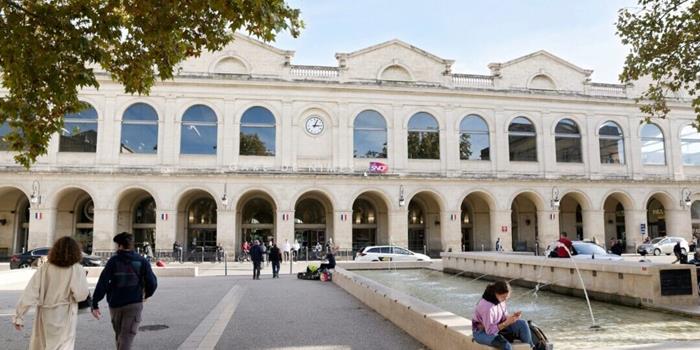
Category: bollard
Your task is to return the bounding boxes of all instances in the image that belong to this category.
[306,247,309,263]
[423,245,427,255]
[289,254,293,275]
[224,251,228,276]
[481,244,484,252]
[462,244,466,252]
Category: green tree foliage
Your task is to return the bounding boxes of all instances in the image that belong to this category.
[0,1,302,167]
[617,0,700,123]
[407,131,440,159]
[240,132,272,156]
[459,133,472,160]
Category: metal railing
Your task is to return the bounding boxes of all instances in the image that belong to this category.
[588,82,627,97]
[452,73,494,88]
[290,65,340,79]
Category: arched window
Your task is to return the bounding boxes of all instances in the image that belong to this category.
[640,123,665,165]
[680,125,700,166]
[599,121,625,164]
[554,118,582,163]
[59,103,98,152]
[240,107,276,156]
[460,115,489,160]
[180,105,217,155]
[508,117,537,161]
[242,198,274,224]
[121,103,158,154]
[407,112,439,159]
[0,122,10,151]
[294,198,326,224]
[354,110,387,158]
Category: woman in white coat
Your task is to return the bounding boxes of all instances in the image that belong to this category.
[12,236,90,350]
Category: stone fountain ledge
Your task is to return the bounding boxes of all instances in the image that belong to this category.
[441,252,700,317]
[332,265,531,350]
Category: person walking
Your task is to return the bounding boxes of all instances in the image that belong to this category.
[250,240,263,280]
[292,239,300,261]
[283,239,291,262]
[269,243,282,278]
[12,236,90,350]
[173,241,183,263]
[91,232,158,350]
[143,242,153,262]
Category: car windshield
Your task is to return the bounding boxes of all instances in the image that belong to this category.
[573,243,607,255]
[650,238,663,244]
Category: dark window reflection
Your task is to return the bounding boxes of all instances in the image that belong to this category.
[240,107,275,156]
[460,115,489,160]
[181,105,218,155]
[0,122,11,151]
[408,112,439,159]
[599,121,624,164]
[555,118,581,163]
[354,110,387,158]
[508,117,537,161]
[121,103,159,154]
[59,104,98,153]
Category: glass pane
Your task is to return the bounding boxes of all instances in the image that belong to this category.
[241,106,275,125]
[352,199,376,225]
[681,140,700,165]
[681,125,700,140]
[240,127,275,156]
[121,124,158,154]
[555,119,579,135]
[181,124,217,155]
[65,105,97,120]
[188,198,217,225]
[508,117,535,133]
[407,201,424,225]
[641,124,663,138]
[0,122,9,151]
[59,122,98,152]
[599,138,625,164]
[509,135,537,161]
[692,201,700,220]
[460,115,488,132]
[123,103,158,121]
[242,198,274,224]
[380,247,391,254]
[599,121,622,137]
[182,105,217,123]
[408,131,440,159]
[134,198,156,224]
[355,110,386,129]
[460,133,490,160]
[408,112,438,131]
[295,198,326,224]
[641,138,665,165]
[555,136,582,163]
[354,130,387,158]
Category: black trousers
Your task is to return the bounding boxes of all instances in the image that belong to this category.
[271,261,280,277]
[253,261,261,279]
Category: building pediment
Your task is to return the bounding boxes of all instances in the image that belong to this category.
[335,39,453,83]
[488,50,593,92]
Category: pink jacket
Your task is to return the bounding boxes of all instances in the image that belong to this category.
[472,298,508,335]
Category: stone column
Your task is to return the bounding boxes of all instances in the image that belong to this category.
[582,209,605,242]
[155,209,176,253]
[667,208,692,241]
[276,210,295,245]
[490,209,512,251]
[28,207,54,249]
[92,208,116,252]
[216,209,236,253]
[538,210,560,254]
[440,210,461,252]
[334,210,353,251]
[388,209,408,248]
[625,209,647,251]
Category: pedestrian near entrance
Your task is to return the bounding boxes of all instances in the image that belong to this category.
[91,232,158,350]
[250,240,263,280]
[269,243,282,278]
[13,236,90,350]
[292,239,301,261]
[283,239,291,262]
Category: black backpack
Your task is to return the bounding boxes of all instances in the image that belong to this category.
[528,320,552,350]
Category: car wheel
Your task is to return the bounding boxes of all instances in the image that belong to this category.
[18,262,30,269]
[372,260,379,262]
[653,248,661,256]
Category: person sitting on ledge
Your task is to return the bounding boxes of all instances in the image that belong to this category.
[472,280,534,350]
[319,246,337,271]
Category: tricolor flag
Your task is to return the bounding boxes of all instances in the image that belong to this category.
[161,213,169,221]
[34,212,42,220]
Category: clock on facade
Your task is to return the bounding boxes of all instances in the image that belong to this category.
[305,116,325,135]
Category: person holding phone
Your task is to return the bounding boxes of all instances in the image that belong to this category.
[471,280,534,350]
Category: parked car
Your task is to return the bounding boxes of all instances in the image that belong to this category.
[637,237,689,256]
[9,247,50,269]
[11,247,104,269]
[355,246,430,262]
[544,241,624,261]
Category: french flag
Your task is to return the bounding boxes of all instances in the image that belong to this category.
[161,213,169,221]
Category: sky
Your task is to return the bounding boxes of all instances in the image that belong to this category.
[272,0,638,83]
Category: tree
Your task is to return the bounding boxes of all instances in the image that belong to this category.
[240,133,271,156]
[616,0,700,123]
[0,1,302,167]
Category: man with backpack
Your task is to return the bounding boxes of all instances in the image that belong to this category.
[91,232,158,350]
[250,240,263,280]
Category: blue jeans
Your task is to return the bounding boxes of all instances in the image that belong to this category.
[473,319,534,350]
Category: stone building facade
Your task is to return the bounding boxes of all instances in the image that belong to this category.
[1,33,699,258]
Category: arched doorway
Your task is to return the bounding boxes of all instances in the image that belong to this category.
[116,188,157,253]
[294,192,334,254]
[351,193,390,253]
[55,188,94,254]
[461,192,492,251]
[603,193,630,251]
[176,190,218,252]
[511,193,540,252]
[407,192,441,255]
[407,200,425,253]
[238,195,275,245]
[558,194,585,241]
[647,197,667,238]
[0,187,30,257]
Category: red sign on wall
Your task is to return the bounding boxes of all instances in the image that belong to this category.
[368,161,389,174]
[501,225,508,233]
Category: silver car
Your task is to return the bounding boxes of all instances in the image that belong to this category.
[637,236,689,256]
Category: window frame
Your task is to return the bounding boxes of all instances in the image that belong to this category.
[459,114,490,161]
[180,104,218,156]
[508,116,537,162]
[554,118,582,163]
[121,103,159,154]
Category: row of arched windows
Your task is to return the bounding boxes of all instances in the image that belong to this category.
[2,102,700,166]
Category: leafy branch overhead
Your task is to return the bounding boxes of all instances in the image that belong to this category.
[0,0,303,168]
[616,0,700,124]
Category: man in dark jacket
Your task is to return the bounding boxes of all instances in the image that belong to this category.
[92,232,158,350]
[250,240,263,280]
[269,243,282,278]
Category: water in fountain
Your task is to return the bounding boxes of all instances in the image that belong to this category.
[558,244,599,329]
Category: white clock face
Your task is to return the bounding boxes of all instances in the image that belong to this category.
[305,116,325,135]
